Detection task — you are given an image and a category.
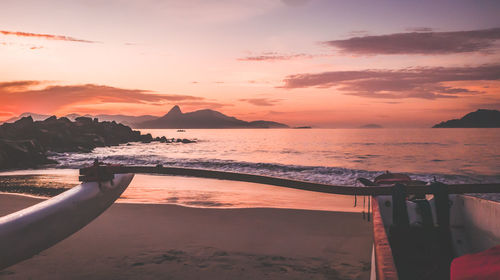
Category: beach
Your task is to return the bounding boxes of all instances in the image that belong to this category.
[0,193,372,279]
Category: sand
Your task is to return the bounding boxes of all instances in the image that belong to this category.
[0,194,372,280]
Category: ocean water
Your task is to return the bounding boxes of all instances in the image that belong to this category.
[2,128,499,210]
[50,128,500,184]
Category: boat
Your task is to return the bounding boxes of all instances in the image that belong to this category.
[177,129,186,132]
[0,169,134,270]
[2,163,499,277]
[364,173,500,280]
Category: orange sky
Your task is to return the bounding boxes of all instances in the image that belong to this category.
[0,0,499,127]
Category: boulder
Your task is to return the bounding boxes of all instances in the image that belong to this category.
[0,139,56,169]
[0,115,171,170]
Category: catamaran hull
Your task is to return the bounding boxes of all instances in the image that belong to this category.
[0,173,134,270]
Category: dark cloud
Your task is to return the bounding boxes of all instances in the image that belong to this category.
[323,28,500,55]
[280,64,500,99]
[0,30,97,43]
[0,82,204,113]
[239,98,281,106]
[238,52,313,61]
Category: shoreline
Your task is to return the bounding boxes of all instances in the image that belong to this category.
[0,191,364,213]
[0,194,372,279]
[0,172,364,212]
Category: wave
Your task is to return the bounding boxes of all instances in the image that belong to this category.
[49,152,500,186]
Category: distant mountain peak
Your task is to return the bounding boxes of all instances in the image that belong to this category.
[166,105,183,116]
[137,107,289,129]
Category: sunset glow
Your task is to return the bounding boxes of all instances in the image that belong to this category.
[1,0,499,127]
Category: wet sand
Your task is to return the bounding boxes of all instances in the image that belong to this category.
[0,193,372,279]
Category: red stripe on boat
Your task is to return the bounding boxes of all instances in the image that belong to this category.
[451,245,500,280]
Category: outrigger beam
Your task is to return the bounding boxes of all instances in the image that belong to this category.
[79,165,500,196]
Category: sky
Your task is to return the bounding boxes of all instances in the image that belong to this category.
[0,0,499,127]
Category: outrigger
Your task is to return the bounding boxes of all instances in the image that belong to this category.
[1,161,500,279]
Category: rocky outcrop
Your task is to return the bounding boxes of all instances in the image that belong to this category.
[0,116,161,170]
[433,109,500,128]
[0,139,55,169]
[4,112,158,127]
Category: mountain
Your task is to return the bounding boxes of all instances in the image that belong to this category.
[4,113,157,127]
[433,109,500,128]
[88,114,157,127]
[3,107,288,128]
[5,112,52,123]
[136,105,289,129]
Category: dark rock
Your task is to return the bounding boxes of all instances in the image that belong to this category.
[0,139,56,169]
[43,116,57,122]
[140,133,153,143]
[0,115,168,170]
[58,117,71,123]
[75,116,93,124]
[15,116,34,126]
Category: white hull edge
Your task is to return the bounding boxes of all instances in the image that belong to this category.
[0,173,134,270]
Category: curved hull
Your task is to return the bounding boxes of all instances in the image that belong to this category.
[0,173,134,270]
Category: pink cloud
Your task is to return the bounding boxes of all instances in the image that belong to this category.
[281,64,500,99]
[0,30,97,43]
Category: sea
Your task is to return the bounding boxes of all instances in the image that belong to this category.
[1,128,499,211]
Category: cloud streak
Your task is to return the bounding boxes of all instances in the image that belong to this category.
[281,64,500,99]
[323,28,500,55]
[0,82,204,114]
[238,52,313,61]
[239,98,281,106]
[0,30,97,43]
[0,80,43,90]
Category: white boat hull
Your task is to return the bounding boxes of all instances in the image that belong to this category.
[0,173,134,270]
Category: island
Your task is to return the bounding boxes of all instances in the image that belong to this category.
[135,105,289,129]
[433,109,500,128]
[359,124,383,129]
